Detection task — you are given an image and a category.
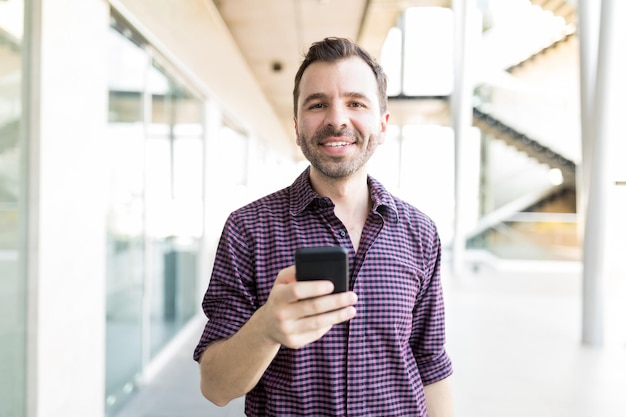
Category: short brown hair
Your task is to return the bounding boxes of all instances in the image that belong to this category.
[293,37,388,117]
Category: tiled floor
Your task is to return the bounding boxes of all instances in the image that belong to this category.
[113,258,626,417]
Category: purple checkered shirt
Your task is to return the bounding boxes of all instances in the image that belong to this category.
[194,167,452,416]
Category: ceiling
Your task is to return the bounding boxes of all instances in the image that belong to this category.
[210,0,451,144]
[0,0,579,161]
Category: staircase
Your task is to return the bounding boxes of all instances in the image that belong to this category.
[468,0,581,260]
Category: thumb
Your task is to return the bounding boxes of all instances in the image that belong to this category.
[274,265,296,287]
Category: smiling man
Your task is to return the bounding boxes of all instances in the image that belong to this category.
[296,56,385,179]
[194,37,453,417]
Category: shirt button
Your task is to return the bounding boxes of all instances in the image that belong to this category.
[339,230,346,237]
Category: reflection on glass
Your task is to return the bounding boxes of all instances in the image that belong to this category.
[0,0,26,416]
[105,12,204,413]
[146,64,203,359]
[105,123,146,412]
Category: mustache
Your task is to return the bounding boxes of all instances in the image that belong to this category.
[313,126,357,143]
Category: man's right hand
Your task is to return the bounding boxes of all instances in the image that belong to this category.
[199,265,358,406]
[255,265,358,349]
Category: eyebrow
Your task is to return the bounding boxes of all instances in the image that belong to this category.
[301,92,327,108]
[301,91,372,108]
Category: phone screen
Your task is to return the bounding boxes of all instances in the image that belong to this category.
[295,246,349,293]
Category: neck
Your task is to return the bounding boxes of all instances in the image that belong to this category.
[309,167,370,210]
[309,167,372,250]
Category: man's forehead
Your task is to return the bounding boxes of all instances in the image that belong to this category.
[298,57,378,96]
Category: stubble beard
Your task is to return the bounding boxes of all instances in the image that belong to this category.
[298,126,380,179]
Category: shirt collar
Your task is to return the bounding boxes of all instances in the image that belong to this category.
[368,175,399,223]
[289,166,399,223]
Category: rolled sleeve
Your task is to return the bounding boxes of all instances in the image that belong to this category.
[193,213,256,362]
[411,225,453,385]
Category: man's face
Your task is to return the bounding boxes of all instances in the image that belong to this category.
[294,56,389,180]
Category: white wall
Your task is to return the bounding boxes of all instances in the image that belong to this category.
[27,1,108,416]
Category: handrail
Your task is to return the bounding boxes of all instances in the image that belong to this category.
[466,185,562,240]
[473,106,577,177]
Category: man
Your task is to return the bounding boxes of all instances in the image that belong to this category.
[194,37,453,416]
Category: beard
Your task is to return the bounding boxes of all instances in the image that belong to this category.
[298,125,381,179]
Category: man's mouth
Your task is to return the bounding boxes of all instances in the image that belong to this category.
[322,141,351,147]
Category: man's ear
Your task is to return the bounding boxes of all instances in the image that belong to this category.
[381,111,390,131]
[378,112,390,143]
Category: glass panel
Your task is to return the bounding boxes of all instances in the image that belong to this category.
[380,27,402,97]
[104,122,146,412]
[216,121,248,188]
[105,21,148,412]
[0,0,26,416]
[402,7,453,96]
[105,13,205,412]
[398,125,456,243]
[368,124,401,193]
[146,67,203,359]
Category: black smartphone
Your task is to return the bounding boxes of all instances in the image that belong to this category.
[295,246,349,293]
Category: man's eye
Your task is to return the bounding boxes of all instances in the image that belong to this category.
[348,102,365,108]
[309,103,325,109]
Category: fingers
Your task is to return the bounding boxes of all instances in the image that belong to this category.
[272,281,356,321]
[297,291,358,318]
[275,302,357,349]
[262,267,358,349]
[296,300,357,332]
[274,266,335,303]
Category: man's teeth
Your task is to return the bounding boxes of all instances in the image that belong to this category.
[324,142,349,147]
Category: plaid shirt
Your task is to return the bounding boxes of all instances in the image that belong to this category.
[194,167,452,416]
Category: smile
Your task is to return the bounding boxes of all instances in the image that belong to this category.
[322,141,351,147]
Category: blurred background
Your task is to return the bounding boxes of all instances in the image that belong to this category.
[1,0,625,416]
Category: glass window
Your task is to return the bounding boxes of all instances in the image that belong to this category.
[145,65,204,360]
[0,0,26,416]
[105,10,205,413]
[216,120,249,188]
[403,7,454,96]
[381,7,455,97]
[399,125,456,243]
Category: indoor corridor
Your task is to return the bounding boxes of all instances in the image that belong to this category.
[113,257,626,417]
[4,2,626,417]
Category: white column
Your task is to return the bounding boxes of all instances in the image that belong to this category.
[451,0,476,276]
[26,1,109,415]
[577,0,601,239]
[581,0,622,347]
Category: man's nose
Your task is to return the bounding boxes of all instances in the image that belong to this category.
[324,104,349,129]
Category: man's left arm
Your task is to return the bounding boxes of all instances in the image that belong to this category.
[424,376,453,417]
[412,220,454,416]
